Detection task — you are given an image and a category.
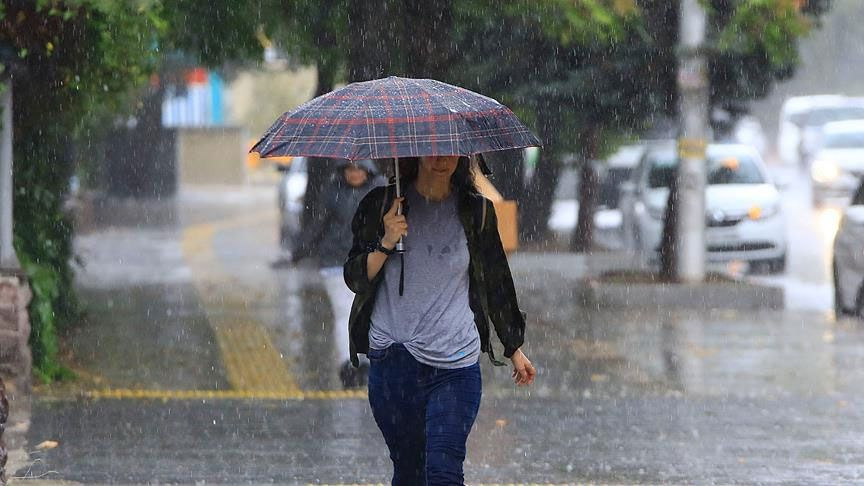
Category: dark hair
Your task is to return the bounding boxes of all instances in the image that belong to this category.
[395,156,478,195]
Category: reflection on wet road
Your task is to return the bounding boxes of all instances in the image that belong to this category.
[18,184,864,484]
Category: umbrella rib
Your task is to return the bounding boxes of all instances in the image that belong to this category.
[399,77,421,156]
[425,82,536,153]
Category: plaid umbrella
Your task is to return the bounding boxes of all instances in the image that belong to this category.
[250,76,540,160]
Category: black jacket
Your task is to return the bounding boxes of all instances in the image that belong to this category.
[343,182,526,367]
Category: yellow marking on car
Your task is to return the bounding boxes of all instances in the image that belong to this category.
[83,388,367,401]
[181,210,299,393]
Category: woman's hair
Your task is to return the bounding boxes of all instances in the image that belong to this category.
[396,156,478,195]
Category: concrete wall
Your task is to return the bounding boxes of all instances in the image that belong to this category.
[226,66,317,136]
[176,127,247,186]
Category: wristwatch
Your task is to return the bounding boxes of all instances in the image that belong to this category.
[375,240,397,255]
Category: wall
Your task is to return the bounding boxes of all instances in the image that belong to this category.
[176,127,247,187]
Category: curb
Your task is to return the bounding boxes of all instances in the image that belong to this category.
[575,279,785,311]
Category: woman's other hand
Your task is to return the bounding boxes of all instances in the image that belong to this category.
[510,349,536,386]
[381,197,408,248]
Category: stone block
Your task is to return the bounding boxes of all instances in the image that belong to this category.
[0,282,17,311]
[0,309,14,333]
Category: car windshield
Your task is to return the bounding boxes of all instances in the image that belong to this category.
[822,130,864,148]
[789,106,864,127]
[646,152,765,188]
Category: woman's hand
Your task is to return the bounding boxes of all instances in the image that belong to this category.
[510,348,536,386]
[381,197,408,248]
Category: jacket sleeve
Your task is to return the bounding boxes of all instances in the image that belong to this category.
[480,198,526,358]
[343,187,386,294]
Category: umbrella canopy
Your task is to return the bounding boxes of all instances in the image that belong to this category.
[250,76,540,161]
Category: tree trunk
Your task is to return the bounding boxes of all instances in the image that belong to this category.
[348,0,398,80]
[519,104,560,242]
[402,0,453,78]
[659,170,679,281]
[571,127,600,252]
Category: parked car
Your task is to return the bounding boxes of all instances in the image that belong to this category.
[778,95,842,167]
[833,177,864,318]
[777,95,864,167]
[620,143,787,273]
[276,156,308,252]
[810,120,864,205]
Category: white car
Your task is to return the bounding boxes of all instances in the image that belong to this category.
[833,178,864,318]
[620,143,787,273]
[778,95,846,167]
[810,120,864,205]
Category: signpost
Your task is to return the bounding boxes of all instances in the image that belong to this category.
[676,0,708,282]
[0,83,16,270]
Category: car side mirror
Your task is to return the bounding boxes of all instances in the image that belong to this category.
[844,205,864,225]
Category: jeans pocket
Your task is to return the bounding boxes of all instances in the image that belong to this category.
[367,346,389,362]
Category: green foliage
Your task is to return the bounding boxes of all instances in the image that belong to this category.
[158,0,262,67]
[708,0,825,110]
[717,1,806,68]
[2,0,163,381]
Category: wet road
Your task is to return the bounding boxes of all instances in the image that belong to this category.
[13,179,864,484]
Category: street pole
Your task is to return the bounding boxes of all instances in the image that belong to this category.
[676,0,708,282]
[0,82,17,270]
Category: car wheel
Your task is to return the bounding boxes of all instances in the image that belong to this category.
[856,283,864,319]
[834,262,850,318]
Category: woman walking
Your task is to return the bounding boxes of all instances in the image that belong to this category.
[344,155,536,485]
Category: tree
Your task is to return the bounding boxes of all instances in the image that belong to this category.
[1,0,169,380]
[448,1,661,243]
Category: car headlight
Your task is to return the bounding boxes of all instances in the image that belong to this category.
[811,159,840,183]
[747,202,781,220]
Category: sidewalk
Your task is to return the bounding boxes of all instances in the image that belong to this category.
[9,187,864,484]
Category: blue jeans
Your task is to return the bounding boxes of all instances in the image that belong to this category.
[367,344,482,486]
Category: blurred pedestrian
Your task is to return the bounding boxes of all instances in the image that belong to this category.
[344,156,536,485]
[293,159,384,388]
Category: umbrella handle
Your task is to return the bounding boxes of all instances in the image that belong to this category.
[394,158,406,253]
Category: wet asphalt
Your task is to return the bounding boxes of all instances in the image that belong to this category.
[11,176,864,485]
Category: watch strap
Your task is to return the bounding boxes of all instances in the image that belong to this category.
[375,240,396,255]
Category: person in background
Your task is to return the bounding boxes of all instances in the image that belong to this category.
[293,159,384,388]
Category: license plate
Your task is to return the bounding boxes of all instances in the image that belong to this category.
[707,227,739,241]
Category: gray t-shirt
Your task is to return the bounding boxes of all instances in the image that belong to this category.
[368,185,480,369]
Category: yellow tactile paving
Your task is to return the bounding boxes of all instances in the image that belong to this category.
[181,210,299,393]
[212,319,299,392]
[84,388,367,401]
[309,483,628,486]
